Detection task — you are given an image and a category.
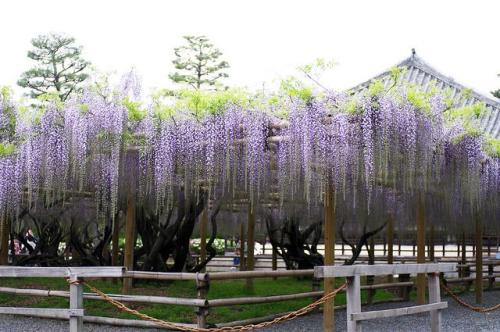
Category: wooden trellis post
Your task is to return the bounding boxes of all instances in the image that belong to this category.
[239,222,246,271]
[0,216,9,265]
[123,149,138,294]
[323,184,335,332]
[111,213,120,268]
[246,205,255,291]
[416,192,426,305]
[200,207,208,272]
[475,212,483,304]
[387,214,394,283]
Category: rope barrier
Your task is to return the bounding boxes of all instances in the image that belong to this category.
[441,281,500,313]
[68,279,347,332]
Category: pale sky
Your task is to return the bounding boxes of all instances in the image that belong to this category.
[1,0,499,99]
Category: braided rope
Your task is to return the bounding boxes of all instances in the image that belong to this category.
[75,280,346,332]
[441,281,500,313]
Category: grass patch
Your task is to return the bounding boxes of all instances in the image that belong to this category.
[0,276,395,324]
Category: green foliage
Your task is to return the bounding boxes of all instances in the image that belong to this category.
[444,102,486,122]
[0,142,16,156]
[343,98,361,115]
[297,58,336,77]
[0,86,16,141]
[153,88,251,120]
[406,85,432,114]
[169,35,229,90]
[483,137,500,158]
[389,66,406,83]
[37,91,64,109]
[122,96,146,121]
[78,103,89,114]
[18,33,90,101]
[279,76,313,103]
[368,80,384,96]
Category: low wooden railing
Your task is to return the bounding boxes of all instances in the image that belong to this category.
[315,263,457,332]
[0,263,497,331]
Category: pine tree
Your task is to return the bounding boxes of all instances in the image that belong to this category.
[169,36,229,90]
[18,33,90,101]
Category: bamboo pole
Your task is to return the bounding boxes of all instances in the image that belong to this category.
[475,212,483,304]
[416,192,426,305]
[200,207,208,273]
[387,214,394,283]
[0,216,9,265]
[246,205,255,291]
[323,184,335,332]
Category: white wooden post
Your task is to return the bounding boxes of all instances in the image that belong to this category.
[346,275,362,332]
[69,275,83,332]
[427,272,441,332]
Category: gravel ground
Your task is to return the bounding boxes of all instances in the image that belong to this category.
[0,291,498,332]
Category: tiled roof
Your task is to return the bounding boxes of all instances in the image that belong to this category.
[349,51,500,138]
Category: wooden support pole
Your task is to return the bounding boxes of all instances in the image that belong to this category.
[200,207,208,273]
[429,225,435,262]
[123,150,138,295]
[367,236,375,305]
[323,184,335,332]
[239,222,245,271]
[111,212,121,284]
[416,192,426,305]
[69,276,83,332]
[488,264,495,291]
[475,212,483,304]
[460,232,466,278]
[246,206,255,291]
[387,215,394,283]
[272,247,278,280]
[0,216,9,265]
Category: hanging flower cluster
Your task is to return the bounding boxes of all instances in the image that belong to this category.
[0,78,498,230]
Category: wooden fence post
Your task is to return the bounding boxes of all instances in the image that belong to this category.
[427,272,442,332]
[346,275,361,332]
[69,275,83,332]
[196,273,210,328]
